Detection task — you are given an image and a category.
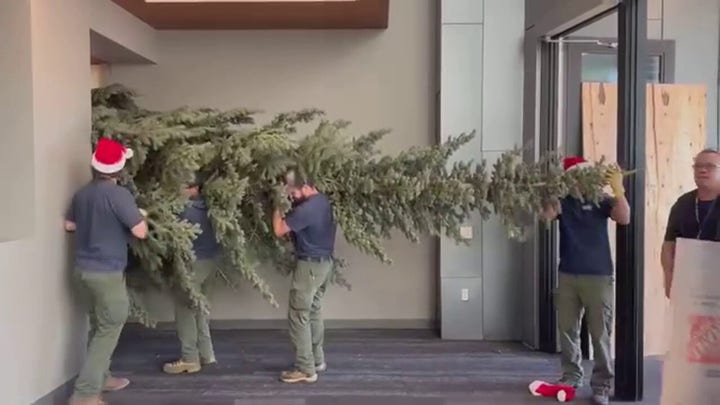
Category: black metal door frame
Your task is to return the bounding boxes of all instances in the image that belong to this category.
[534,0,647,401]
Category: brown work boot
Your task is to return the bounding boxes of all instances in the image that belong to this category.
[162,359,201,374]
[103,376,130,392]
[68,395,106,405]
[279,369,318,384]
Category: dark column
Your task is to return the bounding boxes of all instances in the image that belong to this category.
[537,40,560,354]
[614,0,647,401]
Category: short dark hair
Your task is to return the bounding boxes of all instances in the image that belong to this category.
[696,148,720,158]
[187,173,205,193]
[283,168,314,188]
[92,168,121,179]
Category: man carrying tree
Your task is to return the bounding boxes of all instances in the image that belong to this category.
[163,174,220,375]
[272,169,337,384]
[65,138,148,405]
[662,148,720,299]
[541,157,630,405]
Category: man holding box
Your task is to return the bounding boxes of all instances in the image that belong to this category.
[541,157,630,405]
[662,148,720,299]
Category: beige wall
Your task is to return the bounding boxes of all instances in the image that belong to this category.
[90,0,158,63]
[108,0,439,324]
[0,0,92,403]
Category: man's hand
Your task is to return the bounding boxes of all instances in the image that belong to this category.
[272,209,291,238]
[664,271,673,299]
[540,200,560,222]
[606,165,625,197]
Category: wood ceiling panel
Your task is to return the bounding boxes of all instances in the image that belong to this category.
[111,0,389,30]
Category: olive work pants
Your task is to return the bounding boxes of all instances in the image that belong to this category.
[556,272,615,390]
[174,258,217,363]
[73,271,129,398]
[287,259,333,375]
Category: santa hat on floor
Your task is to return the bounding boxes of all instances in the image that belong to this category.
[91,138,134,174]
[529,380,576,402]
[563,156,593,171]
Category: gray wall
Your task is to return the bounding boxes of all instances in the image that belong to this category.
[0,0,92,402]
[439,0,525,340]
[108,0,440,326]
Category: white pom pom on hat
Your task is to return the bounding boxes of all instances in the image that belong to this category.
[91,138,134,174]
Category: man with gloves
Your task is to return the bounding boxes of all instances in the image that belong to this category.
[541,157,630,405]
[64,138,148,405]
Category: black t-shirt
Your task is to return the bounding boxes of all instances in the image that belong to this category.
[664,190,720,242]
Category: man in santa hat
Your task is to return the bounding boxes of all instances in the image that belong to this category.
[64,138,148,405]
[541,157,630,405]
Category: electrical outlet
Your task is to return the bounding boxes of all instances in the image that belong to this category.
[461,288,469,301]
[460,226,473,240]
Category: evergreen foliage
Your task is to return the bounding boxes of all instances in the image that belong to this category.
[91,84,617,326]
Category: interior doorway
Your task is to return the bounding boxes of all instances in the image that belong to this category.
[562,38,676,157]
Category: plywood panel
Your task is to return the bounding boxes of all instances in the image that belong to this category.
[581,82,707,356]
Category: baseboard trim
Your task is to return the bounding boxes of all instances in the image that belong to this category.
[33,376,75,405]
[143,318,437,331]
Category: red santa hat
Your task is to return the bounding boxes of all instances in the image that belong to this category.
[91,138,134,174]
[563,156,593,171]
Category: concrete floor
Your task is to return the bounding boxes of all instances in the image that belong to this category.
[104,327,663,405]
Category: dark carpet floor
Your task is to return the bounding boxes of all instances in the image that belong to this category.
[104,327,663,405]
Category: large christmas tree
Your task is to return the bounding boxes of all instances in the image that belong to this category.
[91,84,614,326]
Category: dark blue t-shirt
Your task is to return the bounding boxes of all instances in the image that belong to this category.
[285,193,337,258]
[558,196,614,276]
[180,197,220,260]
[66,180,144,272]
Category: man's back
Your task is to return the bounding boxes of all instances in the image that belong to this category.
[286,193,337,258]
[68,179,143,272]
[558,196,613,276]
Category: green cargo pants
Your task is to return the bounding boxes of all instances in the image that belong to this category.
[556,272,615,390]
[288,259,333,375]
[73,271,129,398]
[174,258,217,363]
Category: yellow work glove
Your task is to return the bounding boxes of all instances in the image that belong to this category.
[606,165,625,197]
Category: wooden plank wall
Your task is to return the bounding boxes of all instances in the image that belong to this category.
[581,82,707,356]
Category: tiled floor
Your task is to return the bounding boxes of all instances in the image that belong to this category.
[102,327,662,404]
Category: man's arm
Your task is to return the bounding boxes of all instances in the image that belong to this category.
[661,241,676,298]
[661,202,682,298]
[540,200,561,222]
[610,194,631,225]
[272,210,291,238]
[111,188,148,240]
[274,204,313,238]
[607,165,631,225]
[64,199,76,232]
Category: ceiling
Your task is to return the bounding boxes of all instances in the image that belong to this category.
[111,0,389,30]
